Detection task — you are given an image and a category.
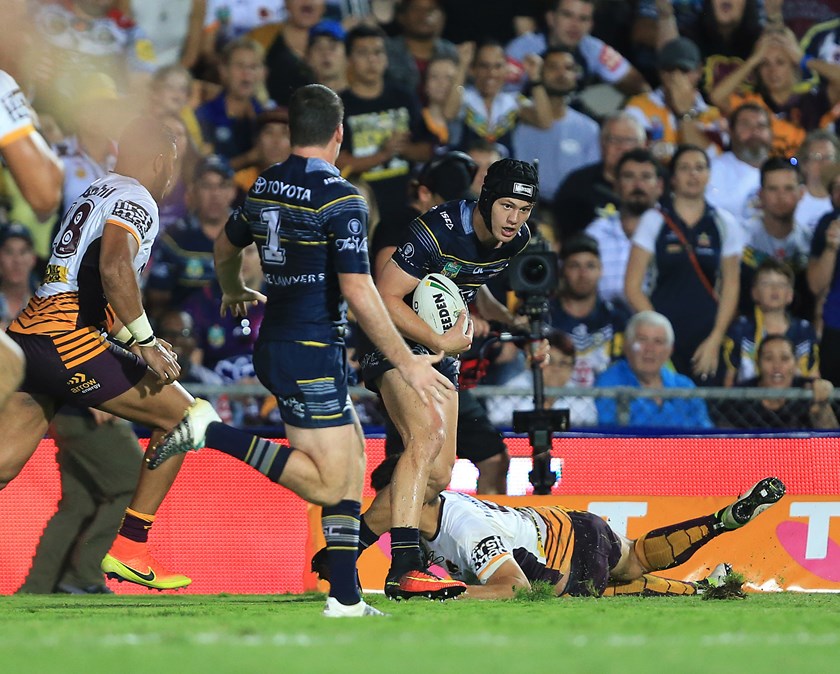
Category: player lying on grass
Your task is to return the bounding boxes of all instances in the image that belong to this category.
[317,455,786,599]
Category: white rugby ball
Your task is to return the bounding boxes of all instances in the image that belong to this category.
[412,273,468,335]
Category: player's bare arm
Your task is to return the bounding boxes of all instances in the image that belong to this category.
[1,132,63,219]
[99,223,180,384]
[377,260,473,355]
[463,559,532,600]
[214,230,267,317]
[339,271,454,404]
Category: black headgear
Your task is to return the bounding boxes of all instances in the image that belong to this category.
[477,158,539,225]
[417,151,478,201]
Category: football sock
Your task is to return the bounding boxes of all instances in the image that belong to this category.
[358,516,380,554]
[118,507,155,543]
[205,422,292,482]
[322,500,362,606]
[389,527,423,575]
[603,574,698,597]
[633,514,719,570]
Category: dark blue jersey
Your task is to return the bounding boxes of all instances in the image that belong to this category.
[225,154,370,343]
[392,199,531,304]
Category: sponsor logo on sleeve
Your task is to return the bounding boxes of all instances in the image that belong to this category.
[113,200,153,237]
[471,536,507,571]
[1,87,29,125]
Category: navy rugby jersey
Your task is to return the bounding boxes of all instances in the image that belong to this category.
[225,154,370,343]
[392,199,531,304]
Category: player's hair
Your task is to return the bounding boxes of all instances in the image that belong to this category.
[220,36,265,66]
[288,84,344,148]
[615,148,661,178]
[753,258,795,287]
[625,311,675,348]
[760,156,802,186]
[345,24,387,55]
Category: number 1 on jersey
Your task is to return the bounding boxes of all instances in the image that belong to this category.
[260,208,286,266]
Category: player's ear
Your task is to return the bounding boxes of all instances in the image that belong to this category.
[335,123,344,146]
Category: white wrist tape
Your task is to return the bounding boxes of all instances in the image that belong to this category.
[113,325,136,348]
[126,313,156,347]
[0,70,34,147]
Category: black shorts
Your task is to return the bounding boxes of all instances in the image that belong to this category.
[253,339,354,429]
[8,331,147,409]
[385,388,506,463]
[563,510,623,597]
[358,340,460,394]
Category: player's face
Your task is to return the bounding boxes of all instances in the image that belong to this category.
[616,160,661,215]
[758,339,796,388]
[561,252,601,300]
[472,45,506,98]
[760,168,802,220]
[671,149,709,199]
[627,323,672,377]
[549,0,594,48]
[542,51,579,96]
[489,197,533,242]
[751,271,793,312]
[0,239,36,285]
[349,37,387,86]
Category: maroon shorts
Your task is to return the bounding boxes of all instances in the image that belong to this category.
[7,331,148,409]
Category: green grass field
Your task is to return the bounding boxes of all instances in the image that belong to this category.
[3,592,839,674]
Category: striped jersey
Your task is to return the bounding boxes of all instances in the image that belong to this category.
[9,173,158,368]
[225,154,371,343]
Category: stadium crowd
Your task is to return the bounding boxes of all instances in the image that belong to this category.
[2,1,840,453]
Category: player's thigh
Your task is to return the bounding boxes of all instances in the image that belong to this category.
[97,373,194,431]
[285,419,365,474]
[378,368,452,454]
[608,535,643,581]
[0,392,53,485]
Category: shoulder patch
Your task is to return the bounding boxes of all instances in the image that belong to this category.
[113,200,153,237]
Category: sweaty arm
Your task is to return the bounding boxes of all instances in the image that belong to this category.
[100,224,145,327]
[463,558,532,600]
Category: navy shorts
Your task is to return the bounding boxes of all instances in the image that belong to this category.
[253,339,354,429]
[358,340,460,394]
[7,331,147,409]
[563,510,623,597]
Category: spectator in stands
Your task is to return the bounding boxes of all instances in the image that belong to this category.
[254,0,326,106]
[706,102,772,223]
[444,41,552,159]
[807,162,840,385]
[195,37,268,170]
[147,64,208,155]
[486,329,597,429]
[506,0,649,96]
[552,112,647,241]
[123,0,206,70]
[145,155,238,319]
[0,224,39,330]
[305,19,348,93]
[783,0,838,39]
[625,144,742,385]
[800,18,840,92]
[439,0,539,46]
[338,24,433,228]
[709,26,840,159]
[233,109,291,194]
[157,112,205,233]
[595,310,714,428]
[465,138,503,197]
[585,148,663,310]
[421,55,460,149]
[624,37,725,163]
[549,235,629,388]
[795,130,840,232]
[512,47,601,207]
[739,157,813,319]
[652,0,764,98]
[723,259,819,386]
[722,334,837,429]
[385,0,458,100]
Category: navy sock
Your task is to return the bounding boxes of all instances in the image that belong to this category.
[357,516,380,555]
[205,422,292,482]
[322,500,362,605]
[389,527,423,575]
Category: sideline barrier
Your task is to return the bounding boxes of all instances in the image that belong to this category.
[2,435,838,594]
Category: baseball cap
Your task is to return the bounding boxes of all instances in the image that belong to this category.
[194,154,234,181]
[309,19,346,45]
[560,234,600,260]
[0,222,34,249]
[658,37,701,71]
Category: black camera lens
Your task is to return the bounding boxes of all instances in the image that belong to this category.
[522,259,548,287]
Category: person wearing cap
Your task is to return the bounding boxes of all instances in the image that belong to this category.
[145,155,238,319]
[548,234,629,389]
[624,37,725,164]
[807,160,840,384]
[355,157,546,598]
[306,19,348,93]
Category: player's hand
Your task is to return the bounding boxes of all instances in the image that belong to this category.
[140,339,181,385]
[437,312,474,356]
[220,287,267,318]
[690,335,720,382]
[398,351,456,405]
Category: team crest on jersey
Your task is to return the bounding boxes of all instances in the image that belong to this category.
[347,218,363,235]
[471,535,506,570]
[402,243,415,258]
[442,261,461,277]
[113,200,153,237]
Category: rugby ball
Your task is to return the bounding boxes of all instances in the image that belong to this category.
[412,273,468,335]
